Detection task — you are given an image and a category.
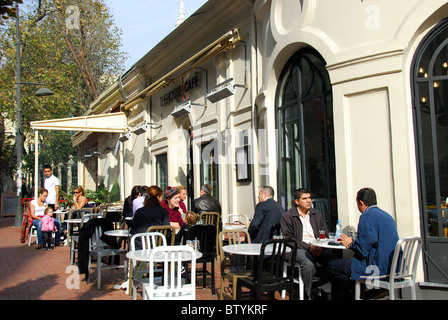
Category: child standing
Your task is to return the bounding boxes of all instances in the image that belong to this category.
[41,207,57,250]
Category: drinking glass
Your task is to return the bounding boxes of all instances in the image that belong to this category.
[193,239,200,252]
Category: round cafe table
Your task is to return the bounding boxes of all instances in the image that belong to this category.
[222,243,291,255]
[310,238,347,250]
[64,218,82,246]
[104,229,132,250]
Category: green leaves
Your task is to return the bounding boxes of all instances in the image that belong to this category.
[0,0,127,190]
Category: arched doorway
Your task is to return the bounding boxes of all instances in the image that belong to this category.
[275,48,337,229]
[412,19,448,283]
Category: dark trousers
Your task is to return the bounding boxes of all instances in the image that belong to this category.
[42,231,53,248]
[327,258,355,300]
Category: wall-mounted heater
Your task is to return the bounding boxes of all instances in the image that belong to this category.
[171,100,192,118]
[118,131,131,142]
[206,79,235,103]
[132,122,148,135]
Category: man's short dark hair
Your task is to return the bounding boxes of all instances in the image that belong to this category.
[356,188,377,207]
[294,188,312,201]
[202,184,212,195]
[260,186,274,198]
[43,164,52,170]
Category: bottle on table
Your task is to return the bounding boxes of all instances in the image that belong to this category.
[335,220,342,241]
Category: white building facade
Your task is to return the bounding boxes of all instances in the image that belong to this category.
[73,0,448,293]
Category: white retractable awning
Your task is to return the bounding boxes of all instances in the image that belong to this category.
[30,112,128,133]
[30,112,128,200]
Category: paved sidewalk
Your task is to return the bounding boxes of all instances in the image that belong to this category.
[0,217,218,300]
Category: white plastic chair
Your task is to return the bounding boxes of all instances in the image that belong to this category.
[129,232,167,300]
[355,236,422,300]
[87,225,128,290]
[225,213,249,224]
[28,225,38,246]
[143,245,196,300]
[282,261,305,300]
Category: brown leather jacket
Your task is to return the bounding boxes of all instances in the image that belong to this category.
[280,207,327,250]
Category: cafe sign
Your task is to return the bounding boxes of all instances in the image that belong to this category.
[160,71,201,107]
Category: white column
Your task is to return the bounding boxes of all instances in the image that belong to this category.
[34,130,39,199]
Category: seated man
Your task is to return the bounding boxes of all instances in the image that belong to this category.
[246,186,285,243]
[327,188,399,300]
[280,188,337,299]
[192,184,222,230]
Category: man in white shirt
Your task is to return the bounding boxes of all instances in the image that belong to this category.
[280,188,337,299]
[44,165,60,211]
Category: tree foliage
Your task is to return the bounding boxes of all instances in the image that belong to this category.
[0,0,127,192]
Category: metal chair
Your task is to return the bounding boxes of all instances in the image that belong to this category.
[70,213,103,265]
[355,236,422,300]
[94,204,109,215]
[87,224,128,290]
[143,245,196,300]
[282,261,305,300]
[129,232,167,300]
[225,213,249,224]
[218,229,252,300]
[146,225,176,245]
[200,212,221,257]
[200,211,220,225]
[185,224,217,295]
[236,238,298,300]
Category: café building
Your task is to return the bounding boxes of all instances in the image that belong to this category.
[32,0,448,296]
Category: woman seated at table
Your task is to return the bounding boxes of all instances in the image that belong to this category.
[30,188,62,248]
[131,185,170,248]
[72,186,88,210]
[161,186,185,231]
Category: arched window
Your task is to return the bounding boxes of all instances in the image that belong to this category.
[276,49,337,228]
[412,20,448,283]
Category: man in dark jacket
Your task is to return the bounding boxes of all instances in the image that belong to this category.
[247,186,285,243]
[192,184,221,214]
[192,184,222,232]
[280,188,337,299]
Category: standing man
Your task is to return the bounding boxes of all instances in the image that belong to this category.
[246,186,285,243]
[280,188,337,299]
[43,164,59,211]
[327,188,399,300]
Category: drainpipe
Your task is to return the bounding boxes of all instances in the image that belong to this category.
[244,0,260,210]
[120,143,125,201]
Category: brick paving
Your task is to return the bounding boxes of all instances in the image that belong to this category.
[0,216,224,300]
[1,216,286,301]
